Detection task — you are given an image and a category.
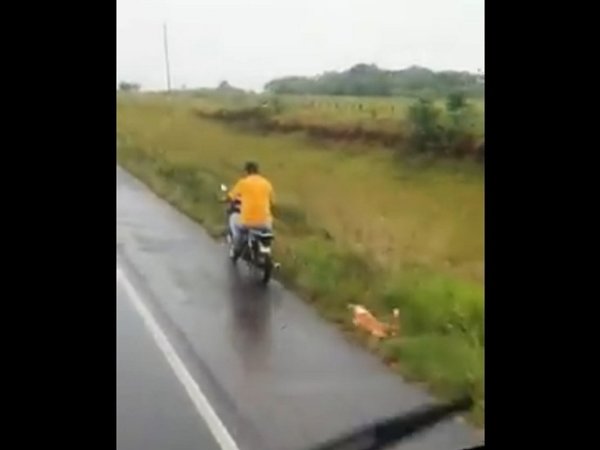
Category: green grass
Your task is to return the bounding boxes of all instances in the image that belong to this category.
[117,94,484,426]
[379,269,484,341]
[381,334,484,424]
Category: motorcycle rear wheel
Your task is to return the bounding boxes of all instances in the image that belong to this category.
[261,256,273,284]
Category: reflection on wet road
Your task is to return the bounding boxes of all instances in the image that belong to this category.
[227,268,274,376]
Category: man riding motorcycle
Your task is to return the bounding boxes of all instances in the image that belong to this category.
[227,161,275,261]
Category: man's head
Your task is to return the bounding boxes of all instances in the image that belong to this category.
[244,161,259,175]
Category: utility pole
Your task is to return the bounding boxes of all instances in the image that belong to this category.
[163,22,172,92]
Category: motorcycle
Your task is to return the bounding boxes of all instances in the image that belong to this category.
[220,184,276,284]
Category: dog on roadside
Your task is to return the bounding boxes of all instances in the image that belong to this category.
[348,304,400,339]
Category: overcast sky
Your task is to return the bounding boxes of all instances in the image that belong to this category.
[117,0,484,91]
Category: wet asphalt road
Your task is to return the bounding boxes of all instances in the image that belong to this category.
[116,166,482,450]
[117,282,220,450]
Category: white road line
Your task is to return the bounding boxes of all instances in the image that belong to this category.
[117,266,241,450]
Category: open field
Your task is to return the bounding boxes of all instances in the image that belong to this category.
[117,94,484,425]
[168,91,485,139]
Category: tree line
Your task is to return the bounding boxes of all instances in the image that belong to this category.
[265,64,484,98]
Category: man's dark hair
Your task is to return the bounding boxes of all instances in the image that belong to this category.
[245,161,259,174]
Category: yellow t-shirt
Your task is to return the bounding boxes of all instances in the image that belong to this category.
[228,174,274,226]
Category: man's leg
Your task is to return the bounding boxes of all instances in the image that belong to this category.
[229,213,240,241]
[228,213,239,257]
[233,223,247,260]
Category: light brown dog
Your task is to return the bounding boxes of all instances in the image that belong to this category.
[348,304,400,339]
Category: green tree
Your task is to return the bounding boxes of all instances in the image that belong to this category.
[264,65,483,98]
[407,98,443,153]
[118,81,141,92]
[446,92,467,112]
[443,94,479,157]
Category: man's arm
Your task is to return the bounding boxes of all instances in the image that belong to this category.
[269,182,275,207]
[228,179,243,201]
